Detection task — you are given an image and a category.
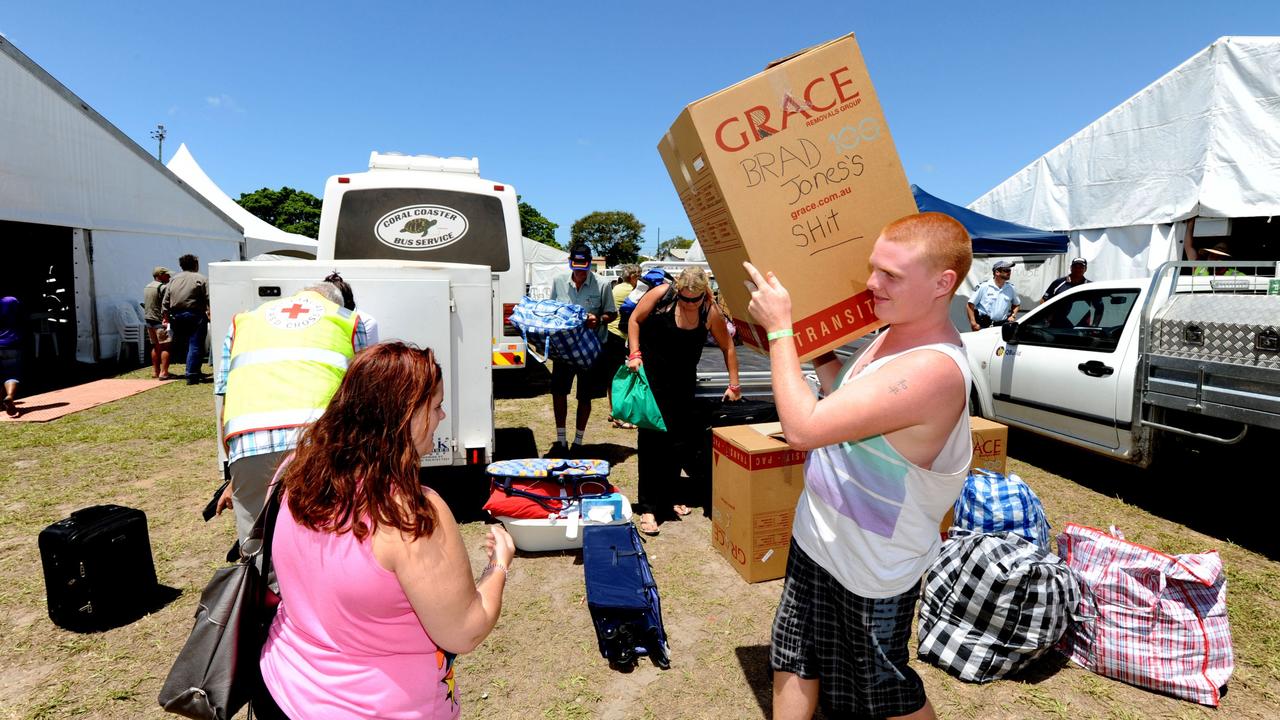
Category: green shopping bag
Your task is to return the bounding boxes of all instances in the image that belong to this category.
[610,366,667,431]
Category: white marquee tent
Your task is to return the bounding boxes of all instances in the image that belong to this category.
[166,144,318,260]
[1,36,244,362]
[970,36,1280,284]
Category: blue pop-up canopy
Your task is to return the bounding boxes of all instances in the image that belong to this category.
[912,185,1068,255]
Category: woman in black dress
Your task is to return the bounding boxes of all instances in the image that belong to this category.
[626,268,741,535]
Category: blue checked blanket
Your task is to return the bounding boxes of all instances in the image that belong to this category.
[509,297,601,368]
[951,469,1052,550]
[486,458,611,479]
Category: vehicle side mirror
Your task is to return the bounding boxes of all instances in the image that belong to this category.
[1001,322,1019,343]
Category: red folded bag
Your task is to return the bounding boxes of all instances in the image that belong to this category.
[484,479,618,520]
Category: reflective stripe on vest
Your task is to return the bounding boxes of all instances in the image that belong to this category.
[223,291,357,441]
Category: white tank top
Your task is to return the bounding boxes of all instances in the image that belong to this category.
[791,341,972,598]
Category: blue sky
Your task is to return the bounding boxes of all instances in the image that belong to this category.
[3,2,1277,252]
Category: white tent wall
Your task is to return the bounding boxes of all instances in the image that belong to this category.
[523,236,568,299]
[90,230,240,362]
[1071,223,1185,283]
[0,40,243,244]
[970,37,1280,278]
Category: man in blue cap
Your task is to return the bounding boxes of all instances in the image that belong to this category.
[966,260,1020,330]
[548,245,616,455]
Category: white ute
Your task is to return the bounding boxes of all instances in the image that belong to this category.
[963,261,1280,467]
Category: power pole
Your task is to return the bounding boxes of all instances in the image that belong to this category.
[149,123,166,162]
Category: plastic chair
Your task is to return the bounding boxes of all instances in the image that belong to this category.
[114,304,145,365]
[30,312,60,358]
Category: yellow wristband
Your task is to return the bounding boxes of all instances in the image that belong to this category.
[766,328,794,341]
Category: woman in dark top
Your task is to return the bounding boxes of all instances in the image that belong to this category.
[626,268,741,535]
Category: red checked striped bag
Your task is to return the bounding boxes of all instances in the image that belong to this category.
[1057,523,1233,706]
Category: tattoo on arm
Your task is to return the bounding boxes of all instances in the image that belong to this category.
[888,379,908,395]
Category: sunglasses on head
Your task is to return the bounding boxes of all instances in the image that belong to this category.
[677,293,704,303]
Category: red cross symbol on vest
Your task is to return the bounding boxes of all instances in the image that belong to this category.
[280,303,310,320]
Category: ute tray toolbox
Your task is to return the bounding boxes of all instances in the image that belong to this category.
[1145,293,1280,430]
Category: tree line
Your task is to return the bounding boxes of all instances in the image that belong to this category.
[236,187,692,265]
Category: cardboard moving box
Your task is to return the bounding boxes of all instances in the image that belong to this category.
[940,417,1011,537]
[969,416,1008,475]
[659,33,917,361]
[711,422,807,583]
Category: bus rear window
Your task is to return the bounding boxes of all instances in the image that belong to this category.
[334,188,510,271]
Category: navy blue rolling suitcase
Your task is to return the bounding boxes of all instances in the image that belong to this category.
[582,524,671,669]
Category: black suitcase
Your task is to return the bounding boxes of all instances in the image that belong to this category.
[702,398,779,428]
[582,524,670,669]
[39,504,158,630]
[687,399,780,503]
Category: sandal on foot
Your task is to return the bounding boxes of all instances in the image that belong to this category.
[611,418,637,429]
[637,515,660,536]
[157,373,174,380]
[3,399,18,417]
[673,504,693,517]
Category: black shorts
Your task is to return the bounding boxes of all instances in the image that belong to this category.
[550,357,607,400]
[602,332,628,375]
[770,540,926,718]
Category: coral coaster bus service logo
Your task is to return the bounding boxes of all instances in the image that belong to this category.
[374,205,469,251]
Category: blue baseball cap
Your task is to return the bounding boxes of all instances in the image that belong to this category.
[569,246,592,270]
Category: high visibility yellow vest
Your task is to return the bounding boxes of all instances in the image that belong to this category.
[222,291,358,442]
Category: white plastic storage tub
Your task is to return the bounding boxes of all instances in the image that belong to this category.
[498,495,634,552]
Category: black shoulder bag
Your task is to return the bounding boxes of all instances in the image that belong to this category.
[158,482,283,719]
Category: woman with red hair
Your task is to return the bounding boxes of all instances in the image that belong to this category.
[257,342,514,719]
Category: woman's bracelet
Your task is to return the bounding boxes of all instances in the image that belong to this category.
[628,351,643,359]
[767,328,794,341]
[727,384,741,392]
[483,561,508,580]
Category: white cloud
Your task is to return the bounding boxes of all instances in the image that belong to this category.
[205,94,245,113]
[167,105,180,116]
[576,138,592,146]
[922,163,936,174]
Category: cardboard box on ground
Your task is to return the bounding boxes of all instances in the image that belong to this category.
[658,33,917,361]
[711,422,806,583]
[712,417,1010,583]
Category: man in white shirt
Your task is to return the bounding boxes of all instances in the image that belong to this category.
[744,211,973,720]
[966,260,1019,330]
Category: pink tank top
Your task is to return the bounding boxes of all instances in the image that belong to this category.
[259,498,460,719]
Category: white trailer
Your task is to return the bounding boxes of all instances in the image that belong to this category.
[209,259,495,470]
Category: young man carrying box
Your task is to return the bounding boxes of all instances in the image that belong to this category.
[744,212,973,720]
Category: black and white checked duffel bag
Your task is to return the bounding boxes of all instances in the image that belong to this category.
[917,528,1081,682]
